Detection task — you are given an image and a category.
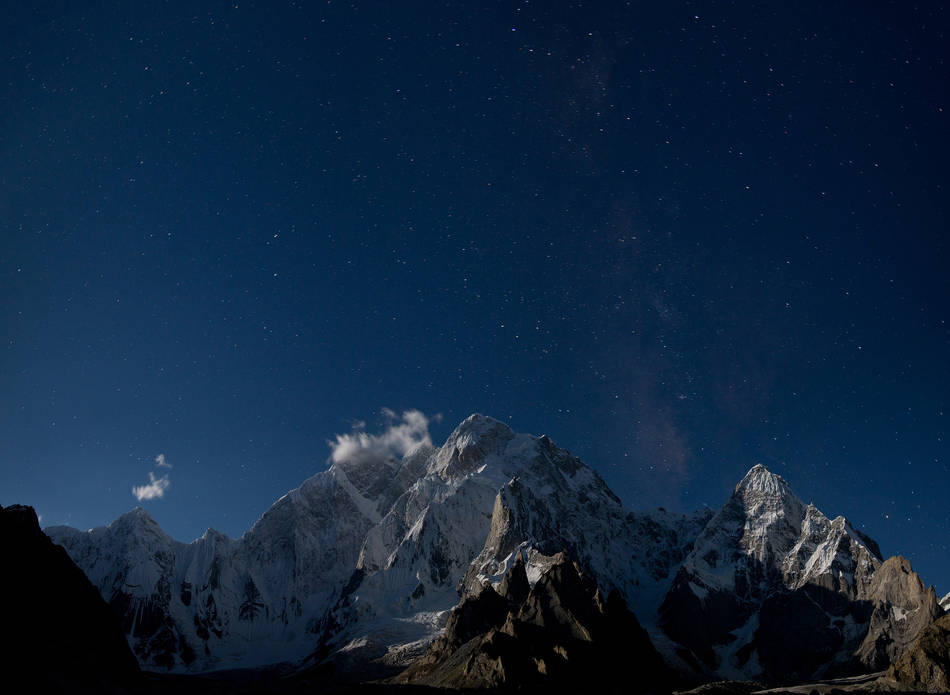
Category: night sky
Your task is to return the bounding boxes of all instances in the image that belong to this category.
[2,2,948,591]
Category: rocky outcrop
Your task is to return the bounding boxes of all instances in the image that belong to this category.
[888,612,950,692]
[464,471,712,629]
[396,552,669,692]
[1,503,140,691]
[855,555,944,670]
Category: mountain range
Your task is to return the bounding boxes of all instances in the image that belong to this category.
[44,413,947,687]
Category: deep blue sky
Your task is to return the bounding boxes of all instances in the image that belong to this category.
[2,2,947,591]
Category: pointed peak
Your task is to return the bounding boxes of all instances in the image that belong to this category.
[442,414,516,457]
[499,555,530,604]
[201,527,230,542]
[453,413,513,438]
[735,464,795,498]
[113,506,157,527]
[880,554,912,571]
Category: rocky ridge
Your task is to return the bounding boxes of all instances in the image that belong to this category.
[855,555,944,671]
[396,551,668,692]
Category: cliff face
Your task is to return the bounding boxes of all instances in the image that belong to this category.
[855,555,944,671]
[888,612,950,693]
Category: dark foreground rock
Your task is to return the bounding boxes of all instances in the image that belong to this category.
[1,503,140,691]
[395,551,670,692]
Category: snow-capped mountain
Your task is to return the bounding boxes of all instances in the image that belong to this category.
[47,414,706,673]
[47,436,425,671]
[320,415,711,670]
[45,416,940,683]
[656,464,935,681]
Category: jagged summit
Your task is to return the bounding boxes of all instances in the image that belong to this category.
[429,413,518,480]
[660,461,887,678]
[855,554,944,670]
[454,412,512,437]
[396,550,668,692]
[735,463,798,499]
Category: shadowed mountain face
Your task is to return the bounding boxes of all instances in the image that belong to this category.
[395,552,669,692]
[1,503,140,691]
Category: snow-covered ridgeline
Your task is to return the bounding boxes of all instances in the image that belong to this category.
[46,414,918,682]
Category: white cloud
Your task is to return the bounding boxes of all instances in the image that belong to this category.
[155,453,171,468]
[132,471,171,501]
[329,408,438,466]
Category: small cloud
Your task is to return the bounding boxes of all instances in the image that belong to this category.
[132,471,170,501]
[329,408,437,466]
[155,453,172,468]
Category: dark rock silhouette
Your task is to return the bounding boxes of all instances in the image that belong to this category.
[0,503,140,690]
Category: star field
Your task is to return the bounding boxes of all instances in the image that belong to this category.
[1,2,948,590]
